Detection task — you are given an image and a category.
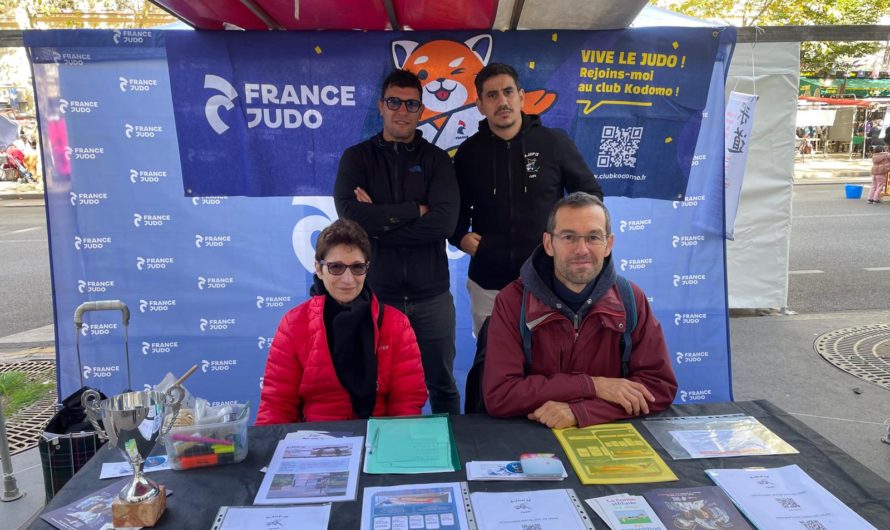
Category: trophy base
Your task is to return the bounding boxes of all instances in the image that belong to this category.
[112,484,166,527]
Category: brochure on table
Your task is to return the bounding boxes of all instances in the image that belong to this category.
[554,423,677,484]
[360,482,475,530]
[642,486,752,530]
[40,478,172,530]
[706,464,877,530]
[470,488,594,530]
[642,414,797,459]
[253,436,363,505]
[212,504,331,530]
[364,414,460,474]
[586,493,667,530]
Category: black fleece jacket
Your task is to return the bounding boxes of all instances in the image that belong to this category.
[334,131,458,301]
[449,114,603,290]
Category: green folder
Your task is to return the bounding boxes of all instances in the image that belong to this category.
[363,414,461,474]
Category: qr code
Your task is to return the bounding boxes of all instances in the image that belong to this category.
[520,525,542,530]
[776,497,801,509]
[597,126,643,168]
[800,520,828,530]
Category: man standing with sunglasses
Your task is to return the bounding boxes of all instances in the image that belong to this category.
[449,63,603,336]
[482,193,676,428]
[334,69,461,414]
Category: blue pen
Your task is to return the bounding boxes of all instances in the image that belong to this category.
[368,427,380,455]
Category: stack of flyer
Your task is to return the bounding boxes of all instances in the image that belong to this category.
[706,465,877,530]
[465,460,567,481]
[586,494,666,530]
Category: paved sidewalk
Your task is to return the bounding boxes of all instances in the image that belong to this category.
[794,153,873,184]
[0,181,44,201]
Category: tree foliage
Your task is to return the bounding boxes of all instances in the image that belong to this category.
[655,0,890,72]
[1,0,170,29]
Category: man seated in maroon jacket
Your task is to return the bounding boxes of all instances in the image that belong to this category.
[482,192,677,428]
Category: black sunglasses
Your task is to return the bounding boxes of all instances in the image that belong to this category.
[381,96,422,113]
[320,260,370,276]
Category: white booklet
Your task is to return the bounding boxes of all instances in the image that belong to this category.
[466,461,567,481]
[706,464,877,530]
[253,436,363,505]
[471,488,594,530]
[361,482,475,530]
[586,494,667,530]
[212,504,331,530]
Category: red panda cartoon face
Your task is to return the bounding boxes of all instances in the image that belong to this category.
[392,35,492,123]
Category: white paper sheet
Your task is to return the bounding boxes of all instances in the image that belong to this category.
[471,489,591,530]
[253,436,363,505]
[706,465,877,530]
[213,504,331,530]
[670,428,777,458]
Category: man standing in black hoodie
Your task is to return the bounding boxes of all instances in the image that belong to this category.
[334,69,461,414]
[450,63,603,335]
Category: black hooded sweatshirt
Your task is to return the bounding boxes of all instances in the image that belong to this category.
[449,113,603,290]
[334,131,459,302]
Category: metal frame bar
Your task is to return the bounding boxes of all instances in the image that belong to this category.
[736,25,890,43]
[2,25,888,47]
[239,0,284,30]
[509,0,526,31]
[383,0,401,31]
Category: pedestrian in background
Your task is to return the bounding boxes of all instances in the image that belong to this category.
[868,145,890,204]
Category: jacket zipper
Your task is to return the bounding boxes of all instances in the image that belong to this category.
[506,141,513,267]
[392,143,409,296]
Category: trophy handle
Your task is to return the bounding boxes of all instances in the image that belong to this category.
[159,385,184,442]
[81,389,108,441]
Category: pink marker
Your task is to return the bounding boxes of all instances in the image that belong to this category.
[170,433,233,445]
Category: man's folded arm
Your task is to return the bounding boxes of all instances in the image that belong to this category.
[333,148,418,235]
[569,287,678,427]
[375,151,459,247]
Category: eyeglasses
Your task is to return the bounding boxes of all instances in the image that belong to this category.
[320,260,370,276]
[551,233,608,247]
[381,97,422,113]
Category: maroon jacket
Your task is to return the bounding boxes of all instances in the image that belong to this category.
[256,294,427,424]
[483,247,677,427]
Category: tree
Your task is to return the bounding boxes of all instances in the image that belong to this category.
[0,1,175,116]
[654,0,890,73]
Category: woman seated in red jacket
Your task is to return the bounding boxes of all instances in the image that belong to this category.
[257,219,427,424]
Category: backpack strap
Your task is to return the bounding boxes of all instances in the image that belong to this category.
[519,286,533,370]
[521,278,637,377]
[614,275,637,378]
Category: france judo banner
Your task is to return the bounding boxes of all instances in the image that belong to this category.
[25,27,735,415]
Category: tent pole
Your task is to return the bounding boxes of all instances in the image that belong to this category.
[862,108,869,158]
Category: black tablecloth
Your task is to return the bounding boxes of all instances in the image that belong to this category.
[29,400,890,529]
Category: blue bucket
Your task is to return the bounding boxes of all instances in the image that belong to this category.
[845,184,863,199]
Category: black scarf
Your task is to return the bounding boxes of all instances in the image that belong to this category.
[314,276,378,419]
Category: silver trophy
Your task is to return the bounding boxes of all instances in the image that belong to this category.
[83,387,183,503]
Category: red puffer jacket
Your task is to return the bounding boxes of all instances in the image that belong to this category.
[256,295,427,424]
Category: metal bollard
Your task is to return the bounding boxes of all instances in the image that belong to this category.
[0,399,24,501]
